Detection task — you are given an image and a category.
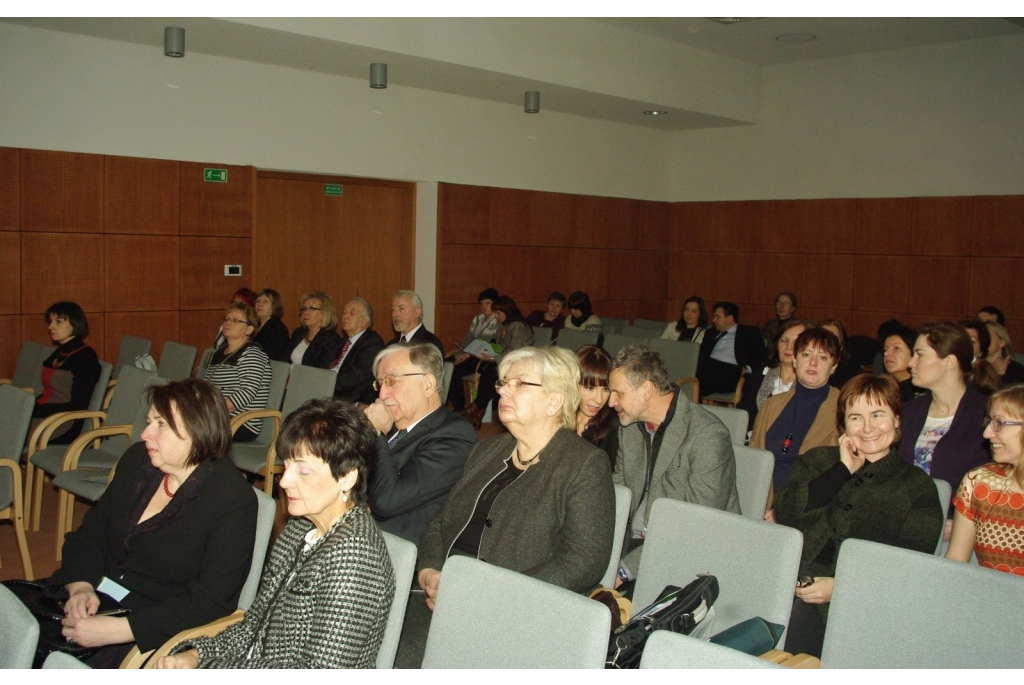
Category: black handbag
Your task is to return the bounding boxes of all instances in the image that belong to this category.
[2,579,129,668]
[606,573,719,669]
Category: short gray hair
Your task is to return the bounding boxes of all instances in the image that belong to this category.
[348,297,374,328]
[373,342,443,395]
[613,344,673,394]
[394,289,424,312]
[499,346,580,430]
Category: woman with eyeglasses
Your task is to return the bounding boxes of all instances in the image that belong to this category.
[412,346,614,658]
[947,385,1024,574]
[202,302,271,442]
[575,345,619,469]
[287,290,344,369]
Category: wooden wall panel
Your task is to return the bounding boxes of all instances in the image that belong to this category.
[708,252,757,303]
[851,309,909,340]
[757,200,808,253]
[104,155,179,235]
[852,255,910,313]
[970,258,1024,323]
[855,198,913,255]
[179,162,253,237]
[971,195,1024,257]
[804,199,859,254]
[20,150,104,233]
[179,310,224,360]
[21,232,104,314]
[574,195,634,249]
[670,202,712,252]
[751,252,804,305]
[104,311,177,363]
[522,190,571,247]
[0,147,19,231]
[908,256,970,317]
[912,196,972,256]
[438,182,489,245]
[710,201,760,253]
[0,232,20,315]
[0,316,22,379]
[104,235,179,311]
[666,251,711,304]
[800,254,854,310]
[635,201,669,251]
[179,237,253,310]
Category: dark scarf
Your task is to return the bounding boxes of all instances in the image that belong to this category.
[570,306,594,328]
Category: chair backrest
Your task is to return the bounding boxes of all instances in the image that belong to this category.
[620,325,652,339]
[195,347,215,378]
[822,538,1024,668]
[702,404,749,446]
[632,318,667,330]
[157,341,198,381]
[10,340,51,393]
[601,333,632,359]
[0,384,36,464]
[676,377,700,403]
[128,375,169,443]
[639,629,781,669]
[0,583,40,668]
[42,651,92,669]
[530,326,553,347]
[634,499,803,641]
[88,361,114,412]
[103,367,158,454]
[648,338,701,381]
[732,445,774,521]
[441,361,454,405]
[554,328,599,351]
[422,556,610,668]
[256,361,291,440]
[600,484,632,587]
[112,335,152,379]
[378,531,417,669]
[601,317,627,335]
[237,488,277,612]
[281,364,337,417]
[931,478,952,555]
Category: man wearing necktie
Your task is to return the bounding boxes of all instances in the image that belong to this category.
[364,343,476,545]
[387,289,444,355]
[331,297,385,405]
[696,301,766,399]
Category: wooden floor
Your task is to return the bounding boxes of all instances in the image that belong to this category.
[1,420,502,583]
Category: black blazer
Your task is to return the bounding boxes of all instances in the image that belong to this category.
[368,407,477,546]
[288,326,344,369]
[252,316,290,363]
[333,329,386,405]
[698,324,766,372]
[387,325,444,356]
[49,442,257,651]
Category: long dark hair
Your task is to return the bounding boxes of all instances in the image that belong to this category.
[674,296,708,334]
[492,295,527,325]
[576,345,615,452]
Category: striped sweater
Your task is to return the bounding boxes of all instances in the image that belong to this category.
[202,342,271,436]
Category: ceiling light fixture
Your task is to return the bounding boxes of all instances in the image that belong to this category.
[643,110,668,116]
[164,26,185,58]
[370,63,388,89]
[525,91,540,114]
[776,34,816,43]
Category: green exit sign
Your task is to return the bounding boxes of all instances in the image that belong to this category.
[324,184,343,196]
[204,168,228,183]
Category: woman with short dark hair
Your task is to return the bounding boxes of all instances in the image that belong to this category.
[252,288,289,362]
[660,296,709,343]
[575,345,619,469]
[564,291,603,334]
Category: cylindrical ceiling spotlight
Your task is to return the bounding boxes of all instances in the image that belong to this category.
[370,63,388,89]
[164,26,185,58]
[525,91,540,114]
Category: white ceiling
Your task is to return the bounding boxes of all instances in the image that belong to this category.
[5,17,1022,131]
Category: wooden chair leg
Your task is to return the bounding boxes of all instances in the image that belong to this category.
[23,462,34,531]
[31,469,47,532]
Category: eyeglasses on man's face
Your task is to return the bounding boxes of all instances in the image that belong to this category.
[495,378,543,392]
[373,372,426,391]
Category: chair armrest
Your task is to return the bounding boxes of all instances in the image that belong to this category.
[759,650,821,668]
[676,376,700,403]
[138,610,245,669]
[61,424,132,471]
[27,410,107,456]
[230,409,281,436]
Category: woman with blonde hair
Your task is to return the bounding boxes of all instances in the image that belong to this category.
[287,290,343,368]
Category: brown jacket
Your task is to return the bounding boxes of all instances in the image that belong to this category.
[750,385,840,455]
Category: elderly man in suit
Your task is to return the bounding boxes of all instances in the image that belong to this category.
[697,300,766,399]
[330,297,386,405]
[364,342,476,545]
[388,289,444,355]
[609,345,739,580]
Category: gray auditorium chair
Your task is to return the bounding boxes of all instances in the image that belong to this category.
[0,384,37,579]
[632,318,668,330]
[600,484,632,588]
[157,341,198,380]
[701,404,748,446]
[0,340,50,395]
[648,338,701,381]
[732,445,774,521]
[531,326,553,347]
[601,333,632,358]
[554,328,599,352]
[378,531,417,669]
[932,477,952,555]
[0,582,40,668]
[602,317,627,335]
[42,651,92,669]
[112,335,152,379]
[640,630,781,669]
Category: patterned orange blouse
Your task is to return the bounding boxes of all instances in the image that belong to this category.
[953,462,1024,575]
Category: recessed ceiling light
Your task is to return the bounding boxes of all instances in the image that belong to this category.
[776,34,816,43]
[643,110,668,116]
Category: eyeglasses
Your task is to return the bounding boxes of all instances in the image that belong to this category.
[495,378,544,392]
[982,417,1024,432]
[373,373,426,391]
[223,317,250,326]
[299,306,322,313]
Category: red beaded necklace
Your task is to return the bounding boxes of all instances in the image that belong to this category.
[162,474,175,498]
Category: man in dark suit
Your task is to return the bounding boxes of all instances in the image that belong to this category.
[331,296,385,405]
[387,289,444,355]
[696,301,766,398]
[365,342,476,545]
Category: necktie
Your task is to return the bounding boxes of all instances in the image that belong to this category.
[388,429,407,448]
[400,335,407,344]
[329,339,352,370]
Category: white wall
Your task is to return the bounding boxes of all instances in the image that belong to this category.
[670,33,1024,200]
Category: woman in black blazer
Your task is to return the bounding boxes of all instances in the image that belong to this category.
[252,288,290,362]
[287,290,344,368]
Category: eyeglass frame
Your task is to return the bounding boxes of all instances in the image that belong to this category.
[982,417,1024,433]
[223,316,251,326]
[299,306,322,313]
[373,372,427,391]
[495,378,544,392]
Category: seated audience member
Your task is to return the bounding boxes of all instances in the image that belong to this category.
[31,301,102,444]
[330,297,385,405]
[762,291,798,345]
[387,289,444,355]
[252,288,290,362]
[453,287,500,351]
[213,287,256,351]
[818,318,862,390]
[408,347,614,664]
[977,306,1006,327]
[202,303,271,443]
[158,399,394,669]
[575,345,620,469]
[287,290,344,368]
[610,345,739,579]
[751,328,841,491]
[51,379,257,667]
[963,319,992,364]
[526,291,567,342]
[984,322,1024,386]
[454,295,534,429]
[947,385,1024,574]
[900,323,994,529]
[660,295,710,344]
[365,343,476,545]
[774,374,943,659]
[563,290,603,334]
[740,318,812,428]
[696,301,766,398]
[882,322,920,403]
[874,318,907,375]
